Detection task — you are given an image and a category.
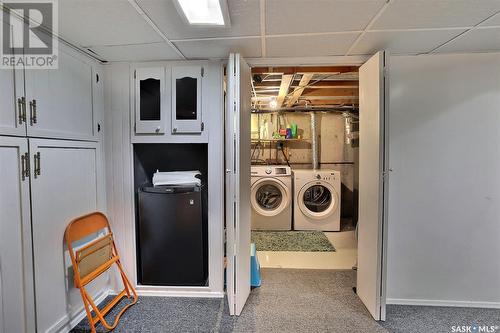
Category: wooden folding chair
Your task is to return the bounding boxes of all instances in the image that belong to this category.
[65,212,138,333]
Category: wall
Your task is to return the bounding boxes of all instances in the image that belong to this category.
[104,61,225,297]
[251,112,358,221]
[387,53,500,307]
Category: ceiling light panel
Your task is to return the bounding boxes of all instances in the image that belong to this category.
[175,0,230,26]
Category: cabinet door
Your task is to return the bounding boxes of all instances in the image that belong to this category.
[0,20,26,136]
[135,67,166,134]
[0,137,35,333]
[171,66,203,134]
[25,44,95,141]
[29,139,107,333]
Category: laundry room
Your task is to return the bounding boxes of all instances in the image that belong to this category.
[248,65,360,270]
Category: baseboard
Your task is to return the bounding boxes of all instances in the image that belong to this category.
[387,298,500,309]
[47,288,111,333]
[137,289,224,298]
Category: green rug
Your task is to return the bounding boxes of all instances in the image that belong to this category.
[251,231,335,252]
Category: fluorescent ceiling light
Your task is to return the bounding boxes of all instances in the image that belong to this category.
[175,0,229,26]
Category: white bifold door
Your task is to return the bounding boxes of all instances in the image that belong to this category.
[225,53,252,315]
[0,137,35,333]
[29,139,107,332]
[357,51,389,321]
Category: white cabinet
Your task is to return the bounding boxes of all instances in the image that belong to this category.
[25,46,95,140]
[29,139,106,333]
[134,67,167,134]
[171,65,203,134]
[0,137,35,333]
[0,22,25,137]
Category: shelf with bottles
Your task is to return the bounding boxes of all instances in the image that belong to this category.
[251,138,310,143]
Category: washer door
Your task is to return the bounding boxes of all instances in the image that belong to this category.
[298,181,339,219]
[251,178,290,217]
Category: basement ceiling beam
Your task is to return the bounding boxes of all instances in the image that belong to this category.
[252,66,359,74]
[255,80,359,88]
[276,74,293,108]
[287,73,313,107]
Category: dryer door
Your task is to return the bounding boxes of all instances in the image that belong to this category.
[298,181,339,219]
[251,178,290,217]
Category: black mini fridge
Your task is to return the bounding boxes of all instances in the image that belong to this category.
[138,185,205,286]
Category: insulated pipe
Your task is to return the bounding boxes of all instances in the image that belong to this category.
[311,112,319,170]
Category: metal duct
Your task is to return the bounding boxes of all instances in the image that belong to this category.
[311,112,319,170]
[344,113,352,145]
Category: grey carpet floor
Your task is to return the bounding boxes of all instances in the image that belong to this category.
[381,304,500,333]
[71,269,500,333]
[251,231,335,252]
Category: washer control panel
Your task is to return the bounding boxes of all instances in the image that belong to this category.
[316,173,337,181]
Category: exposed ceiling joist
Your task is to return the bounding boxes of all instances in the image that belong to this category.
[276,74,293,108]
[252,66,359,74]
[287,73,313,107]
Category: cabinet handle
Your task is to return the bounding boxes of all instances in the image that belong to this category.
[34,152,41,178]
[17,97,23,124]
[21,154,26,181]
[17,97,26,124]
[30,99,37,125]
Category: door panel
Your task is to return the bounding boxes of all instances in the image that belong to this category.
[135,67,167,134]
[0,137,35,333]
[172,65,202,134]
[225,53,252,315]
[0,20,26,136]
[29,139,107,332]
[357,51,388,320]
[25,44,94,141]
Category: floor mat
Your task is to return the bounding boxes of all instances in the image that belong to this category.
[251,230,335,252]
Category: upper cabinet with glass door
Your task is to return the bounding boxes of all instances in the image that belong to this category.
[135,67,166,134]
[172,66,203,134]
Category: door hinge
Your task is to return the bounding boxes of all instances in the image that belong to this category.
[233,244,237,256]
[33,152,41,178]
[201,67,204,77]
[201,122,204,131]
[134,123,136,132]
[134,70,136,79]
[96,73,99,83]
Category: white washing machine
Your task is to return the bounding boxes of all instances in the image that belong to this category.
[251,166,292,230]
[293,169,341,231]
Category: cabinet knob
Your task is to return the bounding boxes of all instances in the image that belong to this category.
[155,127,161,133]
[173,127,177,133]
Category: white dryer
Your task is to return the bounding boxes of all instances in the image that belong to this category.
[251,166,292,230]
[293,169,341,231]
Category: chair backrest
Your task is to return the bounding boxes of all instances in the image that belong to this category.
[65,212,110,245]
[65,212,114,283]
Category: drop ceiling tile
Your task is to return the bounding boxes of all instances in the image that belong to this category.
[266,0,386,34]
[266,33,360,57]
[59,0,163,46]
[137,0,260,39]
[435,27,500,53]
[174,38,261,58]
[91,43,181,62]
[350,29,465,55]
[479,12,500,27]
[372,0,500,30]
